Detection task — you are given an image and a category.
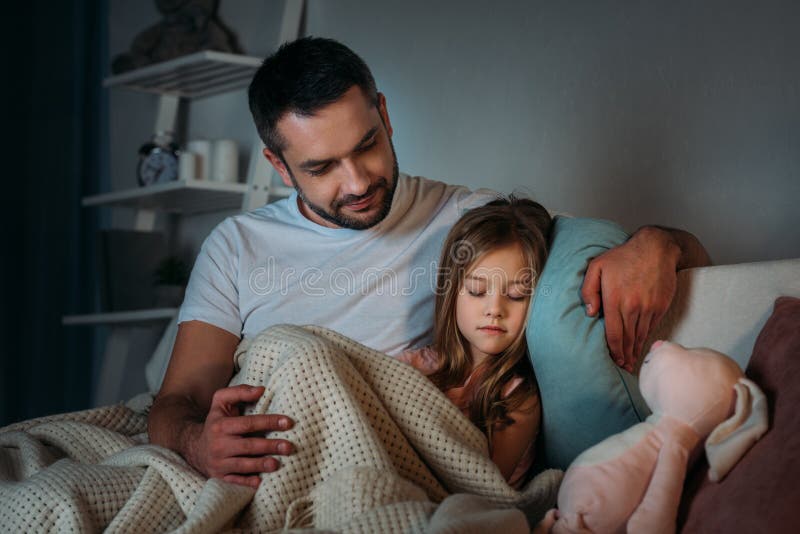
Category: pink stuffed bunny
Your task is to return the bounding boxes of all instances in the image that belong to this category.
[535,340,769,534]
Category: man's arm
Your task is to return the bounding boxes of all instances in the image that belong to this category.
[580,226,711,371]
[148,320,294,488]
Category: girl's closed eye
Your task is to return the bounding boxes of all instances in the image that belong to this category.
[507,284,532,301]
[464,280,486,297]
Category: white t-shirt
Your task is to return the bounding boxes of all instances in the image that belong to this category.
[178,174,495,355]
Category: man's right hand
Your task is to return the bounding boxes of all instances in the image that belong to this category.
[186,384,295,488]
[148,321,297,489]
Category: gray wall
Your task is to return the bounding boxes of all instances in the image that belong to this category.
[109,0,800,265]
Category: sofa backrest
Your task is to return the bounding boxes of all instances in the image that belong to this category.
[647,258,800,369]
[145,258,800,393]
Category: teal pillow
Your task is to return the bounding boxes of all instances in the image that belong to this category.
[527,216,650,470]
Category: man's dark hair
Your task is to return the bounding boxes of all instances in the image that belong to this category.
[248,37,379,157]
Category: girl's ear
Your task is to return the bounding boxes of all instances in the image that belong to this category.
[705,377,769,481]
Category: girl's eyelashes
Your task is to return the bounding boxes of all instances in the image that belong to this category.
[465,288,528,301]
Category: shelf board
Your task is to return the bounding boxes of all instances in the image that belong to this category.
[104,51,263,99]
[83,179,248,214]
[63,308,178,326]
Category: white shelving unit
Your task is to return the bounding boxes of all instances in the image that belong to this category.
[86,50,295,221]
[67,0,306,406]
[82,179,294,214]
[83,179,248,214]
[76,51,267,405]
[103,50,262,99]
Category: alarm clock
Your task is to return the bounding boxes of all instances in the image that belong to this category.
[137,133,179,186]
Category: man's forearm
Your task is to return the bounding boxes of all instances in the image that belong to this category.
[148,394,206,471]
[638,225,712,270]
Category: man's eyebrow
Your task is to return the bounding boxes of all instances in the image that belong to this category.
[354,126,379,149]
[298,126,379,171]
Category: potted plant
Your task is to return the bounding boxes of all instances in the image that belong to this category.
[153,256,190,307]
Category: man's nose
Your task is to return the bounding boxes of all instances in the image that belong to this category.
[340,158,370,197]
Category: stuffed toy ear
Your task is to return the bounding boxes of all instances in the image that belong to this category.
[705,377,769,482]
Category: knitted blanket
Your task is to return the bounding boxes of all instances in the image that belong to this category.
[0,324,562,532]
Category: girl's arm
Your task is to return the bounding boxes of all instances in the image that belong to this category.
[490,393,541,481]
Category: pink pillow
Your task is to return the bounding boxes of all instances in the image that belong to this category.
[679,296,800,532]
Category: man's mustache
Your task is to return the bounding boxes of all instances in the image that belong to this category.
[336,178,388,208]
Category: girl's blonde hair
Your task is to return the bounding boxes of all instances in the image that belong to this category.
[429,195,552,443]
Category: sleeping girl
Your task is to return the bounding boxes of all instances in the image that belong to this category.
[399,196,552,489]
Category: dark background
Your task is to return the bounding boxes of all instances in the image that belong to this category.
[1,0,107,425]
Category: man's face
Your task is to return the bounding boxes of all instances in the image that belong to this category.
[264,86,399,230]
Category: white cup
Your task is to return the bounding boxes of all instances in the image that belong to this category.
[211,139,239,183]
[186,139,212,181]
[178,151,197,181]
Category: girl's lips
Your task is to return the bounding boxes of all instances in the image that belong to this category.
[479,326,506,335]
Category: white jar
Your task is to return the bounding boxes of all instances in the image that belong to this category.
[186,139,212,181]
[211,139,239,183]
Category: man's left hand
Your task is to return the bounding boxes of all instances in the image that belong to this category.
[580,227,681,372]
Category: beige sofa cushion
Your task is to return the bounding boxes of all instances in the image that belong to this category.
[647,258,800,369]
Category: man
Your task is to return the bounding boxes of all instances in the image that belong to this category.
[148,37,711,488]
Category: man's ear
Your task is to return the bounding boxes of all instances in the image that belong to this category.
[377,92,393,137]
[262,147,294,188]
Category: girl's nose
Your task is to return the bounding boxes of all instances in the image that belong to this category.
[484,294,503,317]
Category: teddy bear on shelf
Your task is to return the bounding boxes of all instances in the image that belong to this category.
[534,340,769,534]
[112,0,242,74]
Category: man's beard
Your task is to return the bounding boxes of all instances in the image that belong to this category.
[290,140,400,230]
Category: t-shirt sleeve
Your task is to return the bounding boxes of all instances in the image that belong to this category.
[455,187,500,215]
[177,222,242,337]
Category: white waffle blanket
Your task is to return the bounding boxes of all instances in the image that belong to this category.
[0,324,561,533]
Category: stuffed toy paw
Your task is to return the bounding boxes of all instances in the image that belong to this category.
[535,341,769,534]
